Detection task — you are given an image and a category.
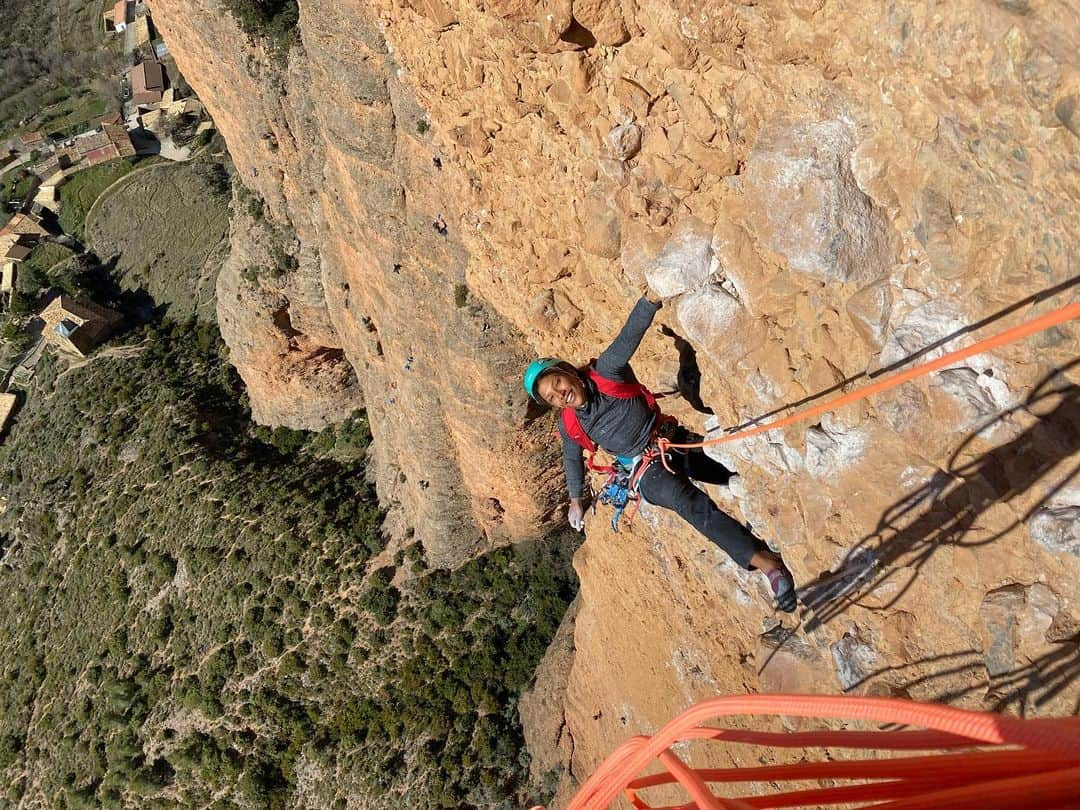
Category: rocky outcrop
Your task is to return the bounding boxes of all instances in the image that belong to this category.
[154,0,1079,802]
[216,204,360,430]
[152,0,565,566]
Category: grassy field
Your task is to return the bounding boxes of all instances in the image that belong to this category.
[0,0,123,140]
[35,90,113,139]
[57,158,135,237]
[0,168,36,208]
[84,158,232,321]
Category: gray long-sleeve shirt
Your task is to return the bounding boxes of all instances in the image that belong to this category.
[558,296,661,498]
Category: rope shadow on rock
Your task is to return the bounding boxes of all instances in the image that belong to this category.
[843,639,1080,718]
[725,275,1080,434]
[799,360,1080,632]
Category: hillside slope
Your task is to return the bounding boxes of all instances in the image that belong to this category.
[148,0,1079,803]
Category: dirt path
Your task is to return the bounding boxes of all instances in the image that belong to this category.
[54,341,149,381]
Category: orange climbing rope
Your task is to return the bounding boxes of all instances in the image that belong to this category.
[531,693,1080,810]
[656,299,1080,468]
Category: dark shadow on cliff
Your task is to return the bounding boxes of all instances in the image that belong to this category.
[723,276,1079,434]
[658,324,714,415]
[799,361,1080,631]
[844,639,1080,718]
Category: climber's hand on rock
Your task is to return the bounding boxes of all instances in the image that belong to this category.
[635,278,663,306]
[568,499,585,532]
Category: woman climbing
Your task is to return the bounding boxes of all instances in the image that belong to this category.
[523,288,798,612]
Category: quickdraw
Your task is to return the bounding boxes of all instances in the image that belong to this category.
[593,443,670,532]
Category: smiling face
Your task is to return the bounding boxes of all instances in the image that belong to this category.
[536,368,587,409]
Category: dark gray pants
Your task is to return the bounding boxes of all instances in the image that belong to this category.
[636,448,762,569]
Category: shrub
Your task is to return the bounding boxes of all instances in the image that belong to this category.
[219,0,299,51]
[453,283,468,308]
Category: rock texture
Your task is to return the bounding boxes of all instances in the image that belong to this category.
[152,0,566,567]
[153,0,1080,803]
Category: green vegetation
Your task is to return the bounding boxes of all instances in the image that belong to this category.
[454,282,469,308]
[220,0,300,51]
[0,0,123,139]
[32,88,112,139]
[416,119,429,134]
[57,158,136,238]
[84,158,232,321]
[0,152,578,807]
[0,168,36,208]
[21,241,74,277]
[0,317,578,807]
[238,190,301,290]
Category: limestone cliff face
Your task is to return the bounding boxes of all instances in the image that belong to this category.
[154,0,1079,802]
[152,0,565,567]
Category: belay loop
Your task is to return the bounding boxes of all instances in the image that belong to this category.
[594,447,668,532]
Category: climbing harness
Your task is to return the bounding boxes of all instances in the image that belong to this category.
[595,459,636,531]
[553,298,1079,531]
[528,692,1080,810]
[656,299,1080,471]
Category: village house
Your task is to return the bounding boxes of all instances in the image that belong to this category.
[128,14,152,51]
[0,263,14,301]
[0,234,36,262]
[40,295,123,356]
[18,131,45,148]
[0,213,47,240]
[0,393,17,438]
[129,60,165,106]
[31,151,74,180]
[33,169,71,212]
[103,123,136,158]
[106,0,130,32]
[0,234,38,303]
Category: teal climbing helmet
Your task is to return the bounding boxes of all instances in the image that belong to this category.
[523,357,564,401]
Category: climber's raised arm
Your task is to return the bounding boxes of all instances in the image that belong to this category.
[595,292,662,383]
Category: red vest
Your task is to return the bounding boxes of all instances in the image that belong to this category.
[560,365,661,464]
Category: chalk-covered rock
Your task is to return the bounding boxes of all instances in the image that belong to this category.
[805,415,868,479]
[1028,504,1080,557]
[880,299,1016,426]
[831,626,878,692]
[607,121,642,160]
[675,284,742,352]
[645,217,713,298]
[744,118,897,283]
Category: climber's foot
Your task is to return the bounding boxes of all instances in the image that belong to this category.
[766,565,797,613]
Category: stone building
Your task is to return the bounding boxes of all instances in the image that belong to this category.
[40,295,123,356]
[129,60,165,106]
[0,393,16,438]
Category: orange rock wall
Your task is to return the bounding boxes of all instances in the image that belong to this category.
[153,0,1079,802]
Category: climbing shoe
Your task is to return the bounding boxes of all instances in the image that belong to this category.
[767,565,798,613]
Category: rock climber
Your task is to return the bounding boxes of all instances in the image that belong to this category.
[523,288,798,612]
